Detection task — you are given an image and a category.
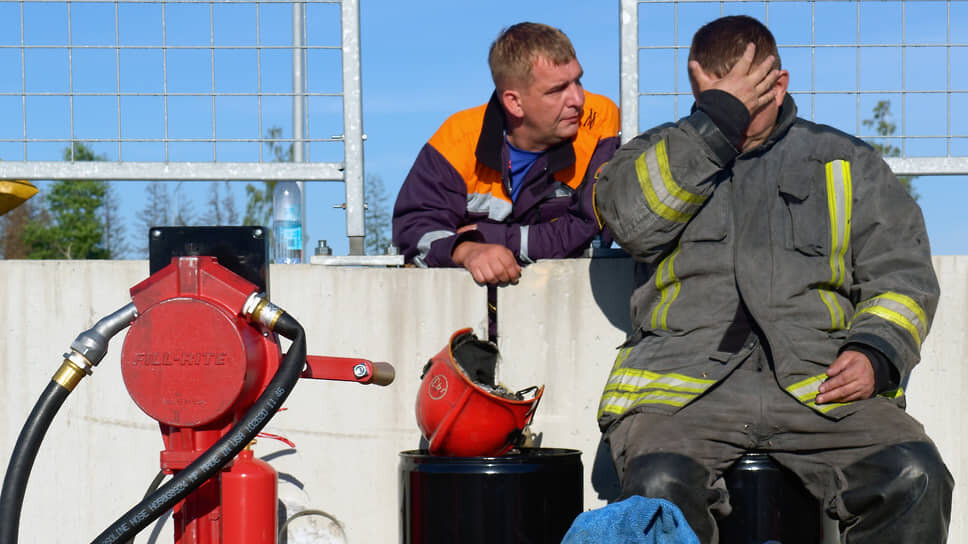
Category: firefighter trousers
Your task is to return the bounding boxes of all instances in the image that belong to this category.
[605,339,953,544]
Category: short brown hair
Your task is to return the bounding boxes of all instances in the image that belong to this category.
[488,22,577,90]
[689,15,781,78]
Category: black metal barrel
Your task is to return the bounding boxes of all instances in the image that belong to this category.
[399,448,583,544]
[717,452,825,544]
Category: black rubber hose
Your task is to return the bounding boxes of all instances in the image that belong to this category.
[91,312,306,544]
[0,380,72,544]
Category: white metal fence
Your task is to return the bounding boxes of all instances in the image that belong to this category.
[0,0,365,251]
[620,0,968,176]
[5,1,966,252]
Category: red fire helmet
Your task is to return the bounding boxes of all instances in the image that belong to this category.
[415,328,544,457]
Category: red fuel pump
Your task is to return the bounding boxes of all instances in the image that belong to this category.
[0,227,394,544]
[122,255,281,544]
[120,255,392,544]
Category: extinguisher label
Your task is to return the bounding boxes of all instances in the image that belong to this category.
[428,374,448,400]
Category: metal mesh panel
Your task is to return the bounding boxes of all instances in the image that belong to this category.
[0,0,358,182]
[620,0,968,175]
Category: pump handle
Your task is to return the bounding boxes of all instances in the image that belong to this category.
[371,362,396,386]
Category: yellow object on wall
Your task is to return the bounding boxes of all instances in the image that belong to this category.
[0,179,39,216]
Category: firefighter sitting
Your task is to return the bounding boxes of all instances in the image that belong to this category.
[594,15,952,543]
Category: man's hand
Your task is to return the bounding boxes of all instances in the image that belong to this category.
[452,241,521,285]
[689,42,780,115]
[816,350,876,404]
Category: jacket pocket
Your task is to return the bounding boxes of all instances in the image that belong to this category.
[778,167,828,256]
[782,323,848,366]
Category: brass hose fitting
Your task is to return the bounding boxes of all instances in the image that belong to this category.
[51,352,93,392]
[243,292,284,331]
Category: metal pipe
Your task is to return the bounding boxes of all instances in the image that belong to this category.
[69,302,139,368]
[619,0,639,144]
[0,161,344,182]
[293,1,307,258]
[342,0,365,255]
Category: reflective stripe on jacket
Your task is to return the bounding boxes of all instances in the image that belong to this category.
[594,94,939,429]
[392,91,619,268]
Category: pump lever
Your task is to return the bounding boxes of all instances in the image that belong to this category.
[301,355,395,386]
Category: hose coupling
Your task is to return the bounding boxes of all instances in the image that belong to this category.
[69,302,139,366]
[52,351,93,392]
[243,292,284,331]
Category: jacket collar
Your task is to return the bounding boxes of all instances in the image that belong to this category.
[761,93,797,148]
[475,91,577,175]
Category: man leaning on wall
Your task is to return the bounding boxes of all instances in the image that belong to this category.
[392,22,619,288]
[594,15,952,543]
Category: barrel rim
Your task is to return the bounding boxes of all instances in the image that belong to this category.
[399,447,582,466]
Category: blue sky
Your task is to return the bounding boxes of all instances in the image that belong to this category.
[365,0,967,256]
[2,0,965,256]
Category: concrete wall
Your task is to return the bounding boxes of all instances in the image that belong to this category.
[1,257,964,543]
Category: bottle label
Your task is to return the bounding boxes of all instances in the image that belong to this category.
[280,225,302,250]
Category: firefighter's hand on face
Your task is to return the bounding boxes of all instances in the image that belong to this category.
[816,350,876,404]
[688,42,780,116]
[452,239,521,285]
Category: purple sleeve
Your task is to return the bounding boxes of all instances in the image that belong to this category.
[477,135,619,262]
[392,143,481,267]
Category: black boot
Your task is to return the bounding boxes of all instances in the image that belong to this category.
[621,453,723,543]
[840,441,953,543]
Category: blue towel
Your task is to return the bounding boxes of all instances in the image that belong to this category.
[561,496,700,544]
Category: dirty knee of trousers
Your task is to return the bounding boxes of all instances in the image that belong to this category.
[621,453,722,542]
[841,441,953,543]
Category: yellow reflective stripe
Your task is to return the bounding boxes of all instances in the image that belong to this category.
[877,292,929,333]
[599,391,694,414]
[612,346,633,368]
[852,292,928,347]
[800,399,849,414]
[879,387,905,399]
[825,160,852,288]
[598,365,716,418]
[608,367,716,387]
[819,289,845,330]
[655,140,706,206]
[592,183,604,229]
[818,160,851,330]
[634,140,707,223]
[855,306,922,346]
[786,372,905,414]
[605,366,715,392]
[785,372,849,413]
[604,384,704,398]
[786,373,827,402]
[651,245,682,330]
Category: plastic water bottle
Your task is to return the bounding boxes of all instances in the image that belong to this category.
[272,181,303,264]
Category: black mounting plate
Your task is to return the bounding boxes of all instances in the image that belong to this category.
[148,226,269,294]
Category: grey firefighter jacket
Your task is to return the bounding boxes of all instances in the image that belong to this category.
[594,94,939,430]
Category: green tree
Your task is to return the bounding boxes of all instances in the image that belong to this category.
[243,126,291,226]
[364,174,393,255]
[0,199,37,258]
[862,100,918,200]
[203,181,240,225]
[21,143,117,259]
[102,181,130,258]
[134,181,195,256]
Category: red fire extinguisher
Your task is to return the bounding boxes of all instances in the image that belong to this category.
[222,447,279,544]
